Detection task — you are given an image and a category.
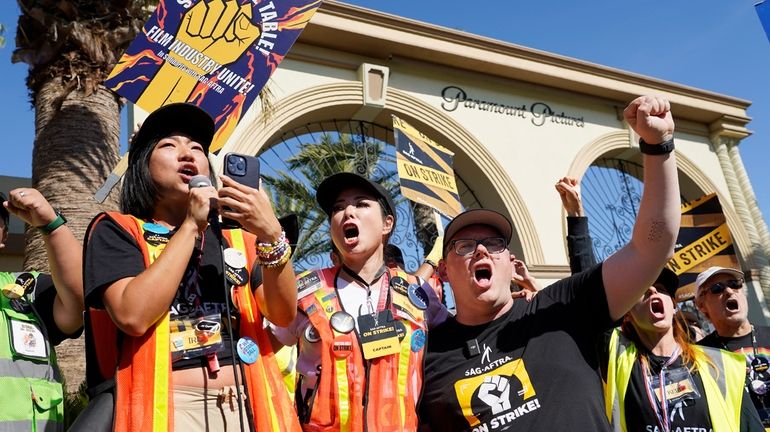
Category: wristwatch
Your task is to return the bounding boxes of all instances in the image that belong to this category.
[38,210,67,235]
[639,137,675,155]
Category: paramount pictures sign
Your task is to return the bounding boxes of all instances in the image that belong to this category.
[440,85,585,128]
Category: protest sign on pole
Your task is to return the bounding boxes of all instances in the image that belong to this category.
[393,115,462,219]
[106,0,322,154]
[95,0,322,202]
[757,1,770,43]
[667,193,740,301]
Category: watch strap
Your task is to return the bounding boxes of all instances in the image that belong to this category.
[639,137,675,155]
[38,211,67,235]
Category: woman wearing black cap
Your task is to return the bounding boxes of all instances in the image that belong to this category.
[603,268,762,431]
[78,103,299,431]
[270,172,448,431]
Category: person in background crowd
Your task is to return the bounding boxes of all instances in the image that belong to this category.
[78,103,299,431]
[697,266,770,428]
[419,95,681,431]
[604,268,762,431]
[555,176,597,273]
[385,240,446,303]
[1,189,84,431]
[271,172,447,431]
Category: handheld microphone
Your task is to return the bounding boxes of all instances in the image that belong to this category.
[189,175,212,189]
[188,175,221,236]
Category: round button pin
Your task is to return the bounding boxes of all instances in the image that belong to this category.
[14,273,36,295]
[390,276,409,294]
[304,325,321,343]
[143,222,170,234]
[411,329,426,352]
[224,248,247,270]
[408,284,429,310]
[226,266,248,286]
[331,334,353,359]
[236,337,259,364]
[330,311,355,334]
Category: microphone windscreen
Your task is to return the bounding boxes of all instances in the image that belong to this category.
[189,175,212,190]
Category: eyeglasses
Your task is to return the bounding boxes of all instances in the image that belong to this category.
[449,237,507,256]
[706,278,744,295]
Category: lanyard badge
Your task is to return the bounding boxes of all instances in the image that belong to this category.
[357,309,400,359]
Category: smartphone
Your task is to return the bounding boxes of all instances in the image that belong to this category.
[222,153,261,229]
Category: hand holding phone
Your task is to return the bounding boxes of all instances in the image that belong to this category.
[221,153,261,229]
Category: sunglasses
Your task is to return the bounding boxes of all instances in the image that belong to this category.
[449,237,507,256]
[705,278,744,295]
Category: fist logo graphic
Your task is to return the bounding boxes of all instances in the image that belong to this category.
[477,375,511,415]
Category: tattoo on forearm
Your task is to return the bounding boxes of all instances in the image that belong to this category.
[648,219,664,242]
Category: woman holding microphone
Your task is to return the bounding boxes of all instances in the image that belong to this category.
[79,103,299,432]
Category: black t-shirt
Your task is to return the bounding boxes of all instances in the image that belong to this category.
[622,353,712,432]
[620,352,763,432]
[419,263,615,432]
[700,326,770,426]
[84,217,262,387]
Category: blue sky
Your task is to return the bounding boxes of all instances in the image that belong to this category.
[1,1,769,228]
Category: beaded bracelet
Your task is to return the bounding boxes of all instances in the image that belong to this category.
[255,231,292,267]
[262,245,292,268]
[256,231,287,254]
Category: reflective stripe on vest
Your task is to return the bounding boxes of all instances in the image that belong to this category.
[605,328,746,432]
[0,271,64,431]
[86,212,300,432]
[297,268,426,432]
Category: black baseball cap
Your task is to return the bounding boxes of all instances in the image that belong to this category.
[443,209,513,255]
[129,103,215,166]
[315,172,396,221]
[653,267,680,298]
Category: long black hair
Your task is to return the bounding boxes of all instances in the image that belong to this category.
[120,136,216,219]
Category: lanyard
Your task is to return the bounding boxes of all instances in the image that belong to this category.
[338,265,390,315]
[641,345,682,432]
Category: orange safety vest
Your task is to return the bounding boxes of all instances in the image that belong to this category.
[296,267,427,432]
[85,212,300,432]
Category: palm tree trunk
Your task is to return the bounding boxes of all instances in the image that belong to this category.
[25,78,121,392]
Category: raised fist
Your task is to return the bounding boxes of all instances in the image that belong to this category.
[623,95,675,145]
[477,375,512,415]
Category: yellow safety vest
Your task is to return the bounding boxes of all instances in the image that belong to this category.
[605,328,746,432]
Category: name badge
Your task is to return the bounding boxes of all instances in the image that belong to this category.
[297,271,323,299]
[10,319,47,359]
[357,310,400,360]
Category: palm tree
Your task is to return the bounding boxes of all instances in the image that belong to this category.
[263,132,390,264]
[13,0,149,391]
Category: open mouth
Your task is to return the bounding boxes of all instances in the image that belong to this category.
[179,165,198,178]
[650,298,665,316]
[343,224,359,240]
[474,265,492,283]
[725,298,740,312]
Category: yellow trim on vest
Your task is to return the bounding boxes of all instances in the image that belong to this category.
[313,287,352,432]
[141,229,171,432]
[397,324,412,423]
[606,329,747,432]
[228,229,282,431]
